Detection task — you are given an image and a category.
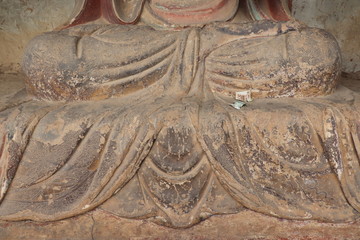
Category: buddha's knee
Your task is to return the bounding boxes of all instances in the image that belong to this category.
[206,26,341,99]
[23,25,180,101]
[22,24,122,101]
[285,27,341,97]
[23,31,83,101]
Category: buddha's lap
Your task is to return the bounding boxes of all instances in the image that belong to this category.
[206,27,341,99]
[23,23,341,101]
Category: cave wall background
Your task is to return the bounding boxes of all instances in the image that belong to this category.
[292,0,360,73]
[0,0,74,72]
[0,0,359,73]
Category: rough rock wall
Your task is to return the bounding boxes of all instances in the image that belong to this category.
[0,0,359,72]
[0,0,74,72]
[292,0,360,72]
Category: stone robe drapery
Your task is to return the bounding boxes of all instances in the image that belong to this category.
[1,86,360,228]
[23,21,339,101]
[1,22,360,228]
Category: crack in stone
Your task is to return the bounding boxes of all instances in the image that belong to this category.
[90,214,96,240]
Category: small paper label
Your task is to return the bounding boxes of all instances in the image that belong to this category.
[235,90,253,102]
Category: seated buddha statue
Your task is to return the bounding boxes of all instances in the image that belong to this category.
[1,0,360,229]
[23,0,340,101]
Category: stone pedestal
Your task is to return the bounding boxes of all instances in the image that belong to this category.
[1,209,360,239]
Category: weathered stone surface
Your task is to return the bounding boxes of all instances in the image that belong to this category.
[293,0,360,72]
[1,0,360,236]
[1,209,360,240]
[0,43,360,240]
[2,0,359,73]
[22,21,340,101]
[1,78,360,228]
[0,72,25,97]
[0,0,75,71]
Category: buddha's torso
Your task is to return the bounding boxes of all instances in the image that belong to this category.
[146,0,239,25]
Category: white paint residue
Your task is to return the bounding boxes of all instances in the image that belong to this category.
[0,180,8,200]
[82,204,91,210]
